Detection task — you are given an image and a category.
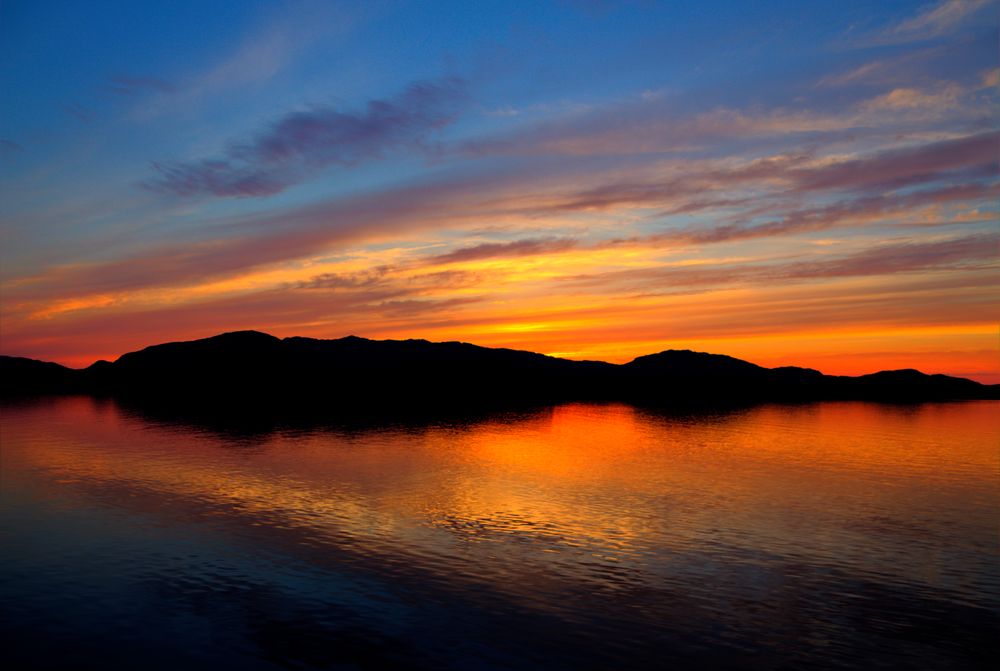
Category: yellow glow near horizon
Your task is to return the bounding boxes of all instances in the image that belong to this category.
[4,222,998,383]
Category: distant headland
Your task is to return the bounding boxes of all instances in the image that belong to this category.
[2,330,997,405]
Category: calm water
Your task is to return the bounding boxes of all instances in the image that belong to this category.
[1,398,997,670]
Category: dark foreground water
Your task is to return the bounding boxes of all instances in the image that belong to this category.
[1,398,997,670]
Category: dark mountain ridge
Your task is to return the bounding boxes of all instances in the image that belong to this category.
[2,330,996,406]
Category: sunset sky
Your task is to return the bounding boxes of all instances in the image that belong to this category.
[1,0,997,381]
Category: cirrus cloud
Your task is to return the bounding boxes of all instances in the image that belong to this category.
[147,77,468,198]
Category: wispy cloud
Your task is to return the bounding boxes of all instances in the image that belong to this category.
[784,131,997,192]
[881,0,991,43]
[861,84,964,111]
[295,266,393,290]
[11,127,996,310]
[980,68,1000,88]
[818,61,889,88]
[462,74,990,161]
[429,237,579,264]
[147,78,467,197]
[564,232,1000,291]
[462,103,850,158]
[638,182,1000,247]
[781,231,1000,278]
[515,131,997,221]
[125,3,362,121]
[815,49,940,88]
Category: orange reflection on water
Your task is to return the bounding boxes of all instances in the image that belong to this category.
[3,397,998,600]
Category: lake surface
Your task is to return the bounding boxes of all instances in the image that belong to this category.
[1,397,997,669]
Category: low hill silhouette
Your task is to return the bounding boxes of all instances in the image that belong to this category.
[2,330,996,408]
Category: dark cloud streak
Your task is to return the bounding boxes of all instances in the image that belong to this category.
[532,132,997,217]
[429,237,579,264]
[786,131,998,193]
[629,182,1000,247]
[567,231,1000,291]
[147,77,467,198]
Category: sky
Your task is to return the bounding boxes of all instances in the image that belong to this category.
[0,0,997,381]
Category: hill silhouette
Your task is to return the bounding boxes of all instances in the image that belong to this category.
[2,331,996,408]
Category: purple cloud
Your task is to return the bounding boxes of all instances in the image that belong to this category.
[564,231,1000,291]
[147,77,467,198]
[879,0,989,44]
[787,131,999,193]
[643,182,1000,247]
[531,132,997,217]
[12,134,997,307]
[429,237,579,264]
[296,266,392,290]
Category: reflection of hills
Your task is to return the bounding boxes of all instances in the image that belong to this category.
[5,398,998,670]
[2,329,996,406]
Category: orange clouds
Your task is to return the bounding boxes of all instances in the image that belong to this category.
[2,74,997,382]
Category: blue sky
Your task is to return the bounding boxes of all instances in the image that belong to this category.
[1,0,997,379]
